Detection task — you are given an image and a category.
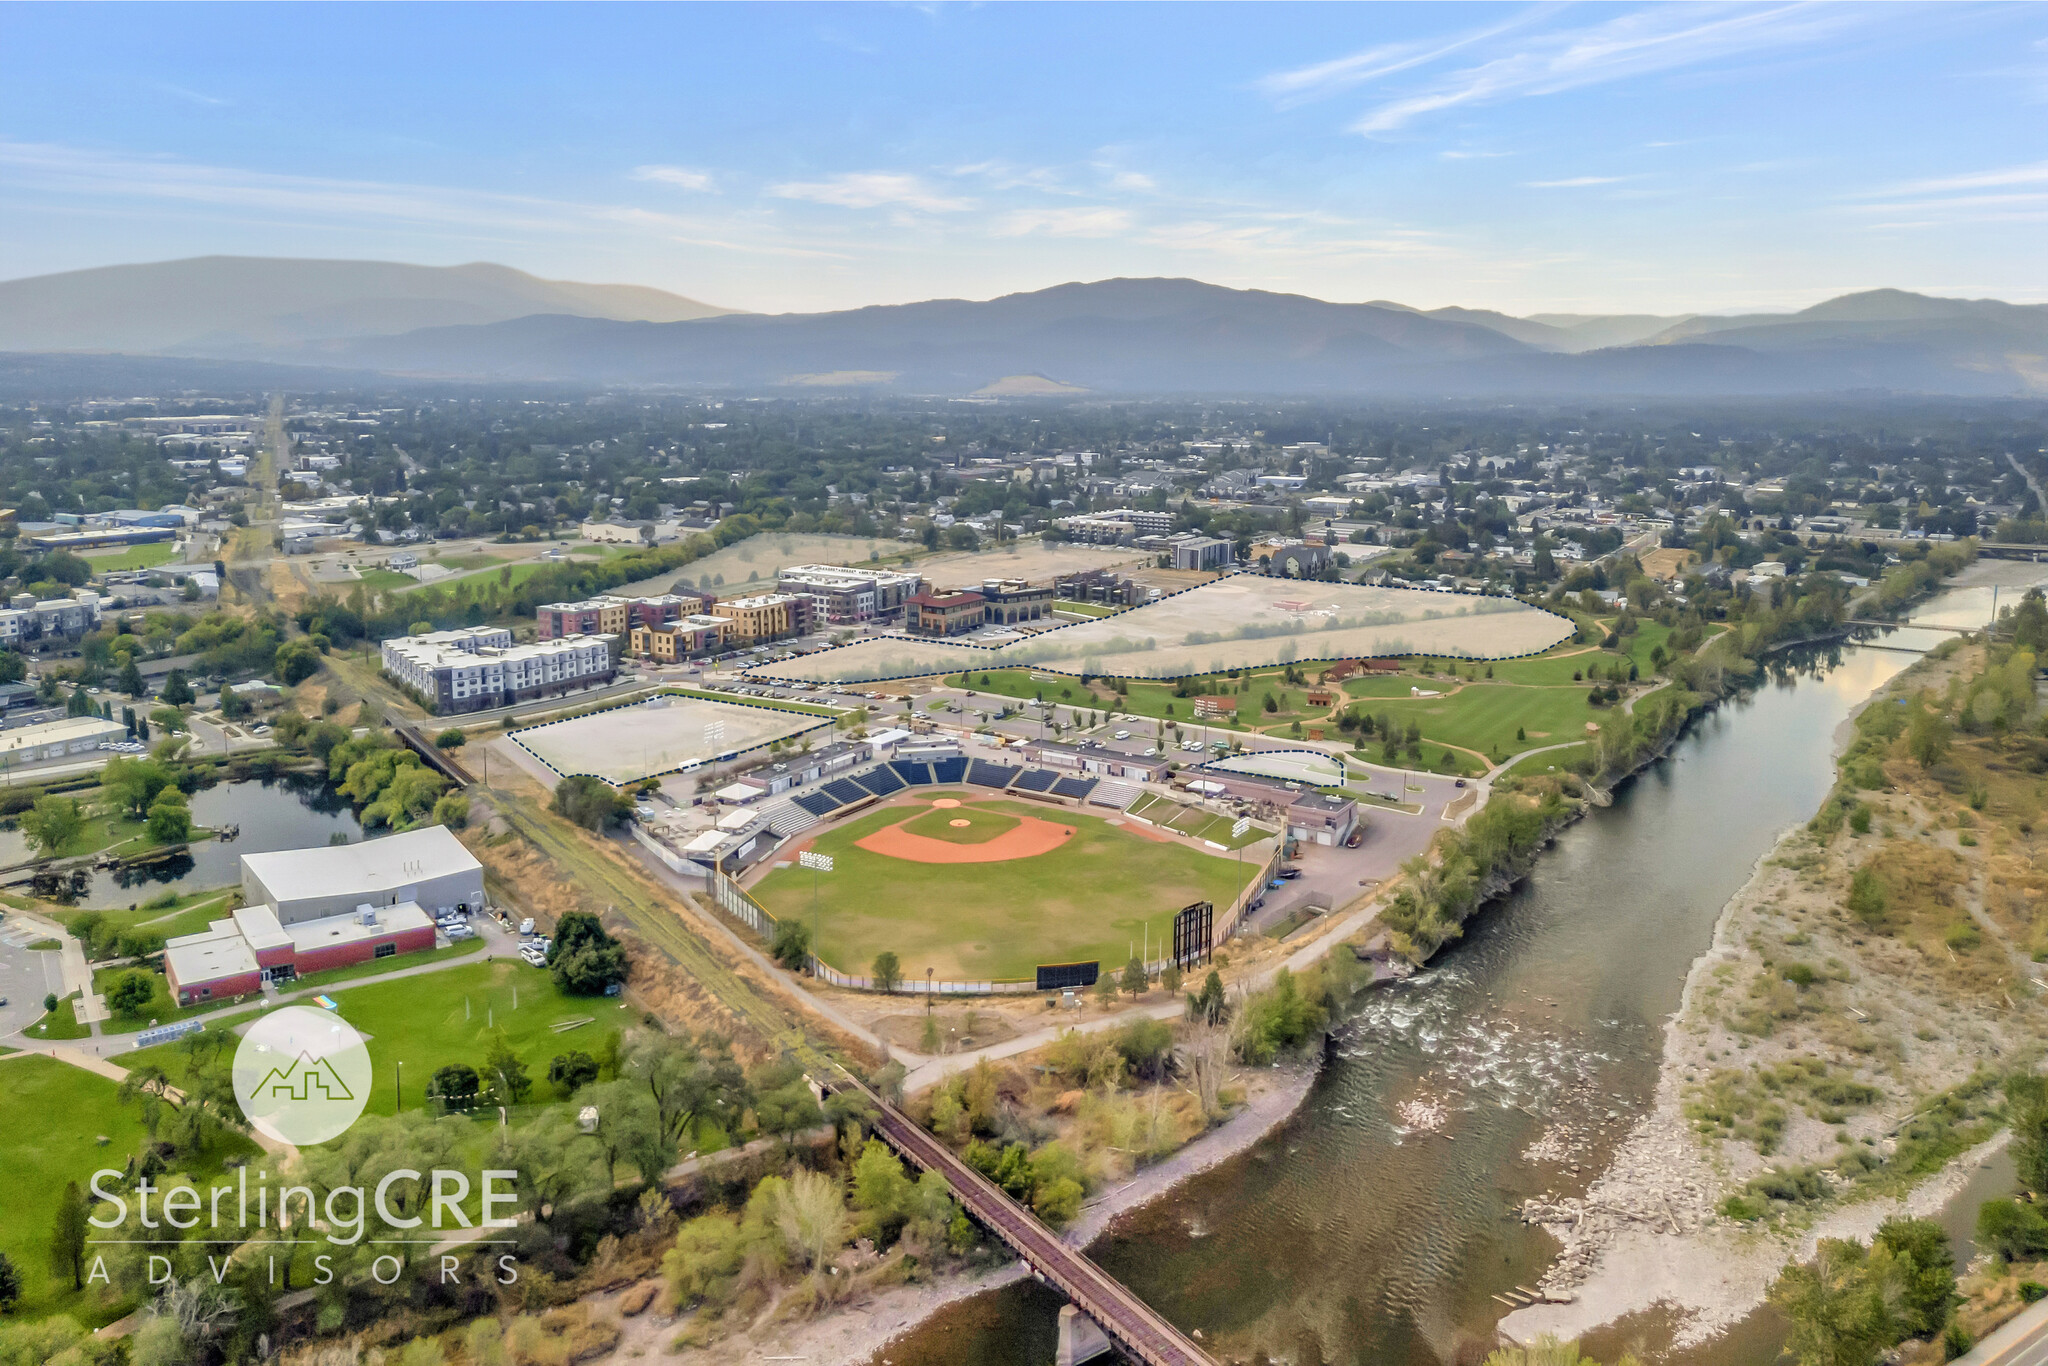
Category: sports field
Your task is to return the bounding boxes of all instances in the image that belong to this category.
[511,690,836,785]
[750,793,1254,981]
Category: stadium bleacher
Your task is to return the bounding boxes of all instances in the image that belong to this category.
[821,778,870,807]
[792,790,840,818]
[890,761,935,786]
[1052,775,1098,800]
[1088,779,1141,809]
[930,756,968,785]
[967,760,1019,789]
[1011,768,1058,793]
[854,766,905,797]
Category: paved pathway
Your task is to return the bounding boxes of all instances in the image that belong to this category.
[1955,1296,2048,1366]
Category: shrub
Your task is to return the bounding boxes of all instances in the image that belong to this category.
[435,728,467,749]
[552,775,631,831]
[1977,1198,2048,1261]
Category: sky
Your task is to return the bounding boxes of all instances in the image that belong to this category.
[2,2,2045,317]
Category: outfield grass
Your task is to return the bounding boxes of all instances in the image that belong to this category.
[82,541,181,572]
[0,1056,261,1323]
[753,796,1253,980]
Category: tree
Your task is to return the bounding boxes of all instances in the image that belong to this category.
[49,1180,89,1290]
[275,639,322,686]
[1187,969,1227,1025]
[2009,1073,2048,1195]
[547,911,629,995]
[481,1027,533,1105]
[1769,1238,1897,1366]
[1908,706,1951,768]
[0,1250,17,1312]
[1978,1198,2048,1262]
[871,950,902,994]
[146,787,193,844]
[771,919,812,972]
[772,1167,849,1273]
[1159,962,1182,997]
[549,1050,600,1098]
[101,755,175,817]
[432,793,471,830]
[218,685,250,720]
[106,970,156,1017]
[1122,953,1148,999]
[1871,1216,1954,1341]
[427,1063,481,1111]
[435,728,467,749]
[1092,972,1117,1007]
[579,1079,669,1184]
[552,775,632,831]
[20,795,84,858]
[116,656,147,698]
[159,668,194,706]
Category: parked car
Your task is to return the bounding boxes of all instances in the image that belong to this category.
[1277,868,1303,880]
[518,918,536,936]
[1114,729,1131,740]
[1454,779,1467,788]
[1345,830,1364,849]
[445,924,477,941]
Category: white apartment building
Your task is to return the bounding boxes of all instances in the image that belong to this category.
[380,627,614,715]
[773,564,922,623]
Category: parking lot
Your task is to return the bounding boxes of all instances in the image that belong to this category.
[0,915,67,1040]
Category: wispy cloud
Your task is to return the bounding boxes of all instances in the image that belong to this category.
[632,165,716,192]
[1254,12,1536,109]
[1440,149,1511,160]
[1874,160,2048,196]
[992,207,1132,238]
[1843,159,2048,226]
[1524,175,1627,188]
[769,172,973,212]
[1314,3,1867,134]
[154,83,230,108]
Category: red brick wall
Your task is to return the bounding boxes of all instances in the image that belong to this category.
[171,966,261,1006]
[293,925,436,977]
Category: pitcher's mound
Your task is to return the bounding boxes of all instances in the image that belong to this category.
[858,811,1074,864]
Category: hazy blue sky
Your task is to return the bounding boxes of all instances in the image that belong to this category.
[2,3,2044,315]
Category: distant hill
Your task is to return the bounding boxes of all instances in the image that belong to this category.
[6,263,2042,396]
[0,256,736,355]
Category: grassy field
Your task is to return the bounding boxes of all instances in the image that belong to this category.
[24,993,88,1040]
[901,805,1019,843]
[82,541,181,572]
[93,938,487,1034]
[1126,792,1270,848]
[1340,680,1612,768]
[114,958,615,1119]
[0,1056,261,1323]
[355,568,416,593]
[752,795,1252,980]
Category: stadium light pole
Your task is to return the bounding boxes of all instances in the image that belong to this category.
[799,850,833,970]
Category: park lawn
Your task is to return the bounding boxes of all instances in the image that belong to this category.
[355,568,415,592]
[1346,681,1608,763]
[82,541,181,572]
[754,798,1252,981]
[1502,742,1593,780]
[0,1055,262,1324]
[25,992,89,1040]
[900,806,1020,844]
[95,938,490,1035]
[431,553,505,571]
[325,958,617,1118]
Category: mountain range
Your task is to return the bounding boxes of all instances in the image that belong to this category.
[3,257,2044,397]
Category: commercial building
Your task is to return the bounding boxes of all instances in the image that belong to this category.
[165,826,478,1004]
[710,592,814,643]
[380,626,616,714]
[25,526,177,552]
[536,593,701,640]
[627,614,729,661]
[1157,534,1235,571]
[243,824,485,925]
[774,564,922,623]
[905,589,986,636]
[0,716,126,767]
[1054,568,1146,608]
[976,579,1055,626]
[1249,538,1334,578]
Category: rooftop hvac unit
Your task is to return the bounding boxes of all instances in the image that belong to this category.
[358,905,377,926]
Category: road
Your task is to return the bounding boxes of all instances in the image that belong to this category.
[1956,1296,2048,1366]
[848,1072,1214,1366]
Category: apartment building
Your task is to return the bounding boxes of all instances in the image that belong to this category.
[710,591,815,644]
[905,589,986,636]
[774,564,922,623]
[0,592,103,648]
[1054,508,1175,543]
[535,593,700,639]
[380,626,615,714]
[627,615,729,661]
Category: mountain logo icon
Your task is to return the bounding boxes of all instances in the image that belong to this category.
[256,1052,356,1103]
[232,1006,373,1145]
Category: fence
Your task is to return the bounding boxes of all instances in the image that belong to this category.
[630,823,703,880]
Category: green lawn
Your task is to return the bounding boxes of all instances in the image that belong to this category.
[114,958,618,1121]
[1501,742,1593,779]
[753,796,1254,981]
[950,667,1276,731]
[83,541,181,572]
[431,553,505,571]
[355,568,415,592]
[1337,676,1628,768]
[0,1056,261,1323]
[1126,793,1270,849]
[25,993,88,1040]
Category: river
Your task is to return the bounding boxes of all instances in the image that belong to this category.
[880,573,2042,1366]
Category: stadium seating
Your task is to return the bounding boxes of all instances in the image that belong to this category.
[764,801,819,837]
[1011,768,1059,793]
[821,778,869,807]
[890,762,935,786]
[967,760,1020,789]
[930,756,968,784]
[1052,775,1098,800]
[792,790,840,818]
[853,766,905,797]
[1088,779,1141,809]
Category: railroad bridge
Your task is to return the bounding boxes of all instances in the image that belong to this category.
[837,1073,1215,1366]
